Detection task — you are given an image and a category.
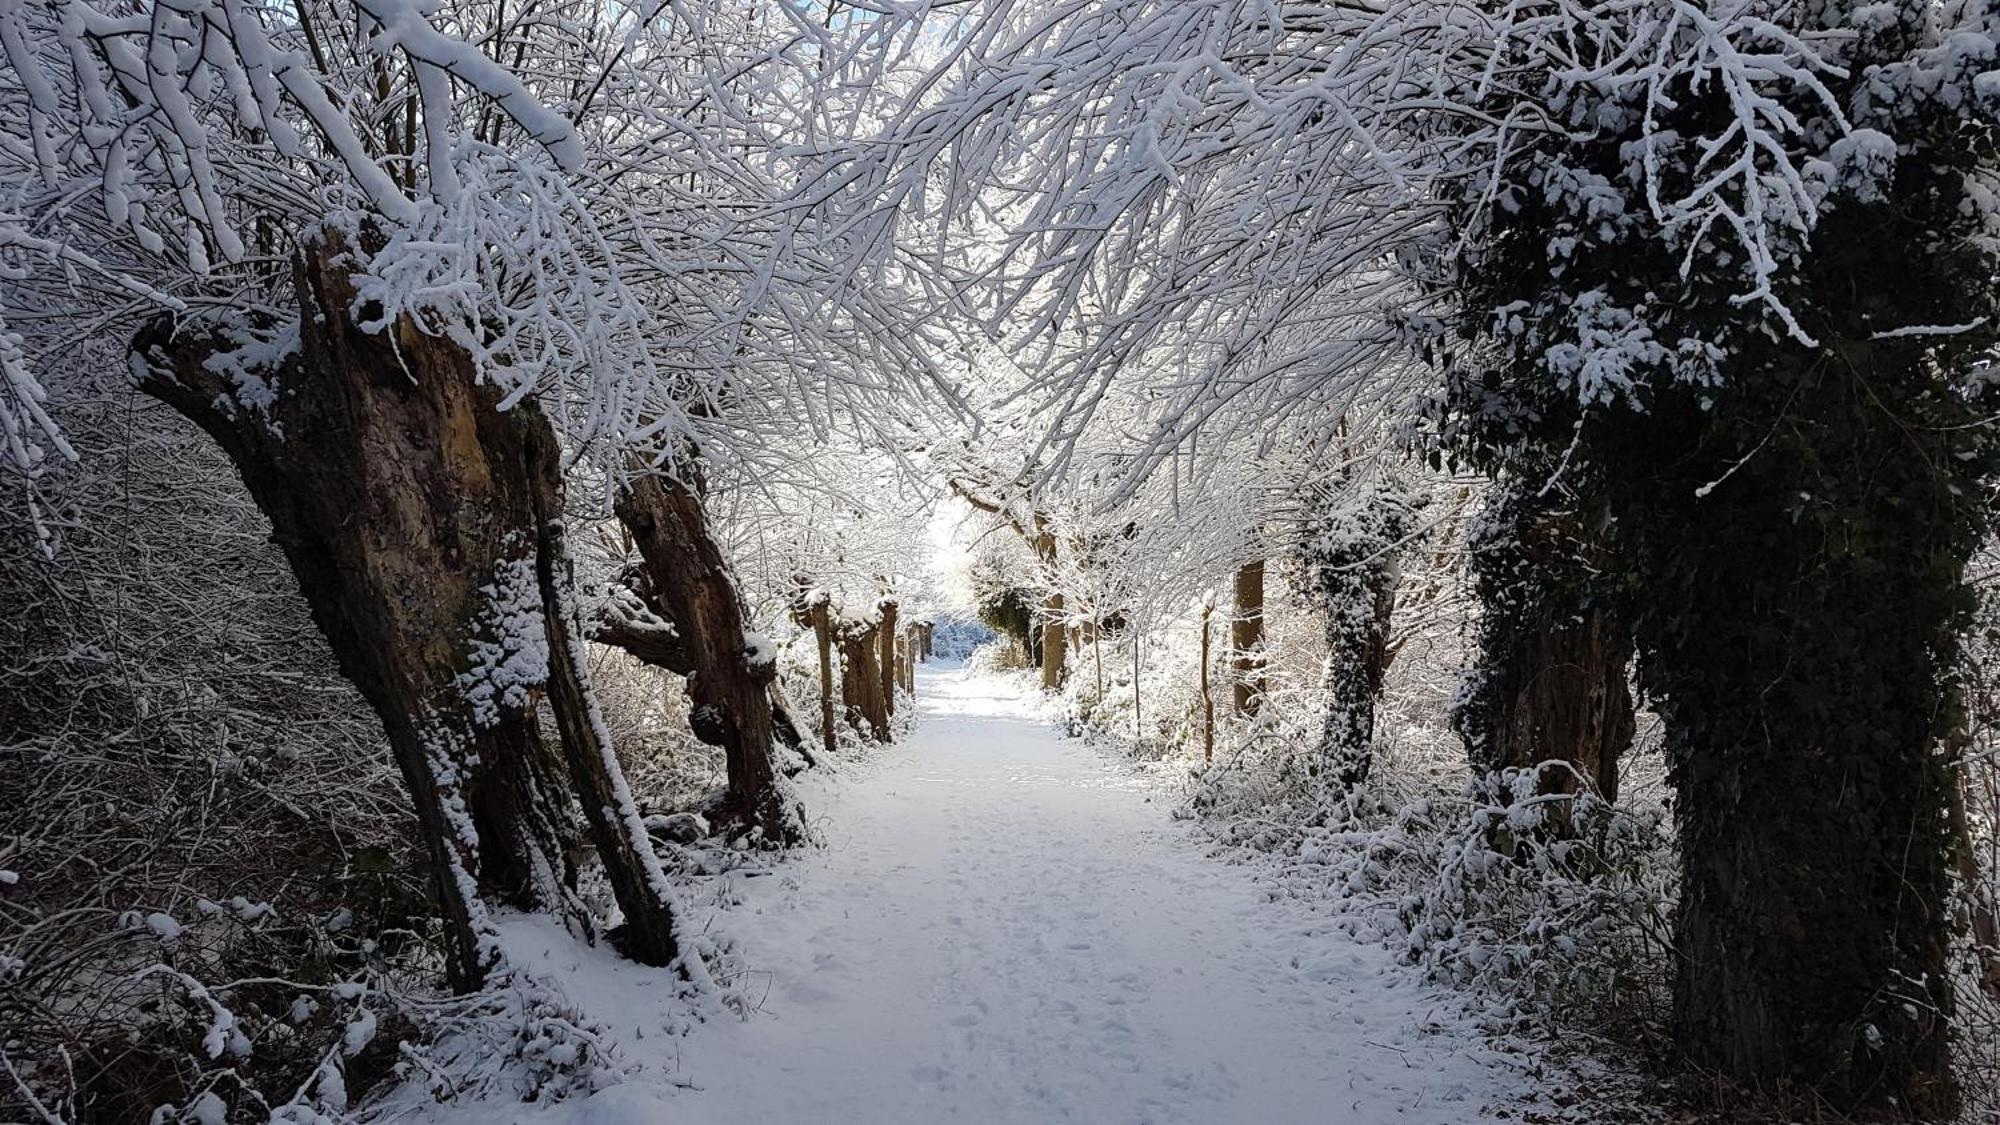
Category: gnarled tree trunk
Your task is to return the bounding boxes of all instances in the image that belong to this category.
[1231,559,1265,716]
[837,615,890,741]
[592,573,807,769]
[135,231,678,989]
[615,472,803,845]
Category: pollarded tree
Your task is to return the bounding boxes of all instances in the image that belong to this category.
[0,0,697,990]
[134,228,684,989]
[1425,1,2000,1112]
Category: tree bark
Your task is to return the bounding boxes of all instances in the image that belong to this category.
[1231,560,1265,716]
[811,599,837,758]
[837,615,890,741]
[615,472,802,844]
[878,599,900,718]
[134,230,677,988]
[1455,488,1635,802]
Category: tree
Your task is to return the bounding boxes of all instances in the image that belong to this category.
[615,469,805,844]
[134,230,680,989]
[836,610,892,742]
[951,475,1069,689]
[1230,560,1266,716]
[1425,1,2000,1111]
[1292,474,1421,792]
[1451,480,1634,804]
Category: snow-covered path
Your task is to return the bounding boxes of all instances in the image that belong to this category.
[468,664,1525,1124]
[657,665,1518,1124]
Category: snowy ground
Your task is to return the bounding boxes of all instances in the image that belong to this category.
[394,664,1532,1123]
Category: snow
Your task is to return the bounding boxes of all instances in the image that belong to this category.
[144,911,183,942]
[391,663,1525,1124]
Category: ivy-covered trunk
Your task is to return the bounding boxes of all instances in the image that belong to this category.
[1231,559,1265,716]
[1424,3,2000,1109]
[1622,355,1968,1116]
[1454,482,1633,801]
[1295,478,1419,790]
[135,228,680,989]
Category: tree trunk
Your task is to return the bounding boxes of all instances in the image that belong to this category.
[1296,480,1420,791]
[133,230,677,988]
[1231,560,1265,716]
[878,599,899,718]
[531,523,681,965]
[597,576,806,770]
[615,472,803,845]
[1455,487,1635,802]
[812,600,837,758]
[1041,591,1066,690]
[1616,344,1966,1115]
[838,616,890,741]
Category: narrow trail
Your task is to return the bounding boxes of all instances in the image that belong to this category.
[662,664,1521,1124]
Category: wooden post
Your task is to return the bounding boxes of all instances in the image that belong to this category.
[1200,603,1214,764]
[1132,631,1143,744]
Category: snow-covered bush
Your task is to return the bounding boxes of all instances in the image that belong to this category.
[1035,467,1680,1049]
[0,387,435,1119]
[967,639,1032,676]
[1402,770,1672,1016]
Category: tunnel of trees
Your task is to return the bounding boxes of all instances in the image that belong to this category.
[4,0,2000,1120]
